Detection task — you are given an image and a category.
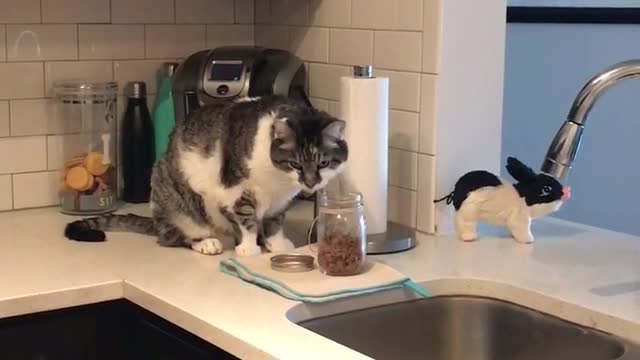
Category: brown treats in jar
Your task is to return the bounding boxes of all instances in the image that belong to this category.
[317,232,365,276]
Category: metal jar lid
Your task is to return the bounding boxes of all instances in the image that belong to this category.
[270,254,315,273]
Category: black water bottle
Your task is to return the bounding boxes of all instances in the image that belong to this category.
[121,82,154,203]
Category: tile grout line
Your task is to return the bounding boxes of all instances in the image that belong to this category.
[10,172,14,209]
[7,98,11,136]
[3,24,7,61]
[76,24,80,60]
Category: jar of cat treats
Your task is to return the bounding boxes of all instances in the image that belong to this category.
[316,190,367,276]
[54,81,118,214]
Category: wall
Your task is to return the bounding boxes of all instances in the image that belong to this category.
[254,0,440,230]
[0,0,254,211]
[504,23,640,236]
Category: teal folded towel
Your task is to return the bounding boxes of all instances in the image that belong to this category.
[220,248,430,303]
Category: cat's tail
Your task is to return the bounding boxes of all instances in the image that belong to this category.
[64,213,156,242]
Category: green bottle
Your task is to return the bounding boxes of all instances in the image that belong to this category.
[153,62,178,161]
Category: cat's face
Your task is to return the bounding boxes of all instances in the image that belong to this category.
[270,110,348,193]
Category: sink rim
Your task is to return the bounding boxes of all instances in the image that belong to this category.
[295,294,640,360]
[286,278,640,346]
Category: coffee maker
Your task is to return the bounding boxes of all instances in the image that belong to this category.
[171,46,307,123]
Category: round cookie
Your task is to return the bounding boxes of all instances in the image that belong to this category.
[66,166,94,191]
[84,152,108,176]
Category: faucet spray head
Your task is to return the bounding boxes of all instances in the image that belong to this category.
[541,121,584,181]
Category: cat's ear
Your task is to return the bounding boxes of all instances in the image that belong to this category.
[273,117,296,149]
[322,119,346,140]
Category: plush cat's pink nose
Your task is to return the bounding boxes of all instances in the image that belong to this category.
[562,186,571,201]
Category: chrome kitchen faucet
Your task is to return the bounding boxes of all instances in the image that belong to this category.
[541,59,640,180]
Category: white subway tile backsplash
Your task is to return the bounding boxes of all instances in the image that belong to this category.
[389,148,418,190]
[255,0,271,24]
[327,100,340,118]
[419,74,437,155]
[206,25,254,49]
[46,134,85,170]
[352,0,423,31]
[308,63,350,101]
[7,25,78,61]
[255,0,287,24]
[0,102,8,137]
[0,26,5,62]
[255,25,289,50]
[12,171,59,209]
[42,0,110,23]
[388,186,417,227]
[309,0,351,28]
[289,26,329,63]
[0,136,46,174]
[111,0,174,24]
[423,0,442,74]
[329,29,373,66]
[389,110,419,152]
[10,99,50,136]
[287,0,310,26]
[417,153,436,233]
[176,0,235,24]
[0,62,44,99]
[114,60,169,95]
[0,0,41,23]
[145,25,206,59]
[45,61,113,97]
[375,69,421,112]
[0,100,11,137]
[235,0,256,24]
[0,175,11,210]
[374,31,422,72]
[309,97,329,112]
[79,25,144,60]
[0,0,442,230]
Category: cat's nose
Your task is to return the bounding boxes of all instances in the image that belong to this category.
[303,175,319,189]
[562,186,571,201]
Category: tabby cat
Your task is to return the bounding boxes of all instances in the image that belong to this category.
[65,96,348,256]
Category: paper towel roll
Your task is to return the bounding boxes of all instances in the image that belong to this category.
[340,71,389,235]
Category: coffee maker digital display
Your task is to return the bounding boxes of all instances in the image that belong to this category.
[209,61,243,81]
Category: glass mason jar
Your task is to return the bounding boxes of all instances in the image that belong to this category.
[54,81,118,214]
[317,191,367,276]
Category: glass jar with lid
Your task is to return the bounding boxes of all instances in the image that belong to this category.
[54,81,118,214]
[316,190,367,276]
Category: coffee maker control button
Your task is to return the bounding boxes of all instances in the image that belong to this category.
[216,85,229,95]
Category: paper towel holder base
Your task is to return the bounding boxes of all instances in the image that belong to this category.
[366,222,416,254]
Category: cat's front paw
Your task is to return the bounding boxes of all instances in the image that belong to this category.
[265,232,295,253]
[235,243,262,257]
[191,238,224,255]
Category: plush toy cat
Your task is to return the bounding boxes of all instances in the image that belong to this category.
[435,157,570,244]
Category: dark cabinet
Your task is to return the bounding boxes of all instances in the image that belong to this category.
[0,300,238,360]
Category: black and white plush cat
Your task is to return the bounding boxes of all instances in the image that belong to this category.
[435,157,570,243]
[65,96,348,256]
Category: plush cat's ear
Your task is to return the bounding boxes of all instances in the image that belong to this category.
[506,157,536,183]
[322,119,346,140]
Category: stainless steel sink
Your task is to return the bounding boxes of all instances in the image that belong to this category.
[297,296,640,360]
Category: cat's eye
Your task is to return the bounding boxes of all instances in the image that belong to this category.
[318,160,330,168]
[541,185,552,196]
[289,161,302,170]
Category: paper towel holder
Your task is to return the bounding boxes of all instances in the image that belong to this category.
[349,64,417,254]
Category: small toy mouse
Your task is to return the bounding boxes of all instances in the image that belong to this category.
[435,157,570,244]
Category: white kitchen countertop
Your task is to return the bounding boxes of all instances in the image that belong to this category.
[0,204,639,359]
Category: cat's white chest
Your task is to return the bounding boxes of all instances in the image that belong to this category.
[247,115,301,217]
